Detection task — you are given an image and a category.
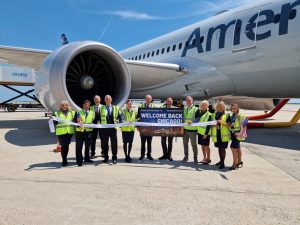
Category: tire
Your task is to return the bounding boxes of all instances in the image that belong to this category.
[7,104,17,112]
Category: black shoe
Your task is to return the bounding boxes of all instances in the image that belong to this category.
[77,163,82,167]
[202,160,211,165]
[230,165,238,170]
[125,157,131,163]
[139,156,144,161]
[90,155,96,159]
[84,159,94,163]
[158,155,167,160]
[168,156,173,161]
[237,161,244,168]
[147,155,154,160]
[215,161,222,166]
[61,159,68,166]
[128,157,132,163]
[182,156,188,162]
[112,159,117,164]
[219,164,225,169]
[102,158,109,163]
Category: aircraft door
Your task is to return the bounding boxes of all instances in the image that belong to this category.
[232,11,261,52]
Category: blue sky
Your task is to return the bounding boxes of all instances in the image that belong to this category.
[0,0,299,103]
[0,0,256,51]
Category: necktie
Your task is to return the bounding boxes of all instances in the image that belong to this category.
[95,106,99,114]
[107,106,111,116]
[85,111,88,117]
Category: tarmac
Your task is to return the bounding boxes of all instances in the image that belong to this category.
[0,104,299,225]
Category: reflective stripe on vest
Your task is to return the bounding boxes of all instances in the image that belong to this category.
[100,105,119,128]
[183,105,198,130]
[54,111,75,135]
[121,109,136,132]
[160,105,176,108]
[211,113,231,142]
[139,103,155,108]
[76,110,95,132]
[197,111,212,135]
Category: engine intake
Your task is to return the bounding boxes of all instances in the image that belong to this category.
[35,41,131,112]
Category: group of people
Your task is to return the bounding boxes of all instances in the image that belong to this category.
[54,94,246,170]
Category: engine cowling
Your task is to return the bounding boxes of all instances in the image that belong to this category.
[220,97,281,110]
[35,41,131,112]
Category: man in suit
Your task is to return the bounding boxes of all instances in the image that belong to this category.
[90,95,104,158]
[137,95,155,160]
[100,95,122,164]
[75,100,95,166]
[159,97,176,161]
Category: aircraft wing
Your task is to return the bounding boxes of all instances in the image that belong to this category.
[0,45,187,87]
[0,45,52,70]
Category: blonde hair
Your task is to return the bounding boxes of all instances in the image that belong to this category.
[215,101,226,112]
[230,103,240,113]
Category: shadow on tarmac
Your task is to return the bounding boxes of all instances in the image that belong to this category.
[25,157,232,180]
[246,124,300,151]
[25,157,78,170]
[0,119,56,147]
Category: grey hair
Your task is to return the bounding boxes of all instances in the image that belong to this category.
[199,100,209,109]
[59,100,69,109]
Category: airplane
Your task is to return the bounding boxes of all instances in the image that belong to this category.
[0,0,299,122]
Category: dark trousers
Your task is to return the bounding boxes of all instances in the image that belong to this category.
[75,131,92,164]
[102,128,118,160]
[140,135,153,157]
[61,145,69,162]
[161,136,174,156]
[90,128,103,156]
[57,134,72,163]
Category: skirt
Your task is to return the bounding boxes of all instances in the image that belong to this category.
[230,134,240,149]
[122,131,134,143]
[198,134,210,146]
[214,141,228,149]
[214,129,228,149]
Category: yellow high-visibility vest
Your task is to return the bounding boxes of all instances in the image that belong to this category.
[54,110,75,135]
[90,104,102,113]
[139,103,155,108]
[231,113,246,141]
[211,113,231,142]
[121,109,136,132]
[197,111,212,135]
[75,110,95,132]
[183,105,198,131]
[100,105,120,129]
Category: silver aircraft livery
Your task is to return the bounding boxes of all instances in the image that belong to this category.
[0,0,299,112]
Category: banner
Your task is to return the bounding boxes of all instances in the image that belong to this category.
[50,116,217,133]
[139,108,183,137]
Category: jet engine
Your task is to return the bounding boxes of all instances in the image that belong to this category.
[220,97,281,110]
[35,41,131,112]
